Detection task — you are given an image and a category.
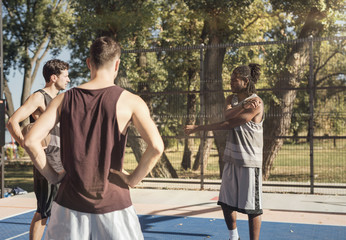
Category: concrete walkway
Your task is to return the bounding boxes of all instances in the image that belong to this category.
[1,189,345,227]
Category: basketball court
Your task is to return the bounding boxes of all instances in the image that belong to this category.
[1,188,345,239]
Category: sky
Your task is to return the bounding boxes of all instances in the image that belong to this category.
[5,49,71,143]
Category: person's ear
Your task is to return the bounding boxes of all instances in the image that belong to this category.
[115,59,120,72]
[86,58,91,70]
[50,74,57,83]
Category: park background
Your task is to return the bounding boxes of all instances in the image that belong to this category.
[1,0,345,196]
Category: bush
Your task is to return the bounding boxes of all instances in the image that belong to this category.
[17,146,26,158]
[5,147,14,160]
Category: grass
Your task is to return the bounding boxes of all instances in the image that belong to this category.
[123,139,346,183]
[4,161,34,193]
[3,139,345,193]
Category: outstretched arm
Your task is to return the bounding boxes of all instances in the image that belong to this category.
[24,94,65,184]
[184,117,246,135]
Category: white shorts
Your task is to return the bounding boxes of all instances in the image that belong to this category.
[45,202,144,240]
[218,162,263,215]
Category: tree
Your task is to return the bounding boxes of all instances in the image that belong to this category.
[154,0,202,170]
[184,0,279,175]
[68,0,344,181]
[69,0,179,178]
[3,0,74,119]
[262,0,345,179]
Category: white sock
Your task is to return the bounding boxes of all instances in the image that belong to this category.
[229,228,239,240]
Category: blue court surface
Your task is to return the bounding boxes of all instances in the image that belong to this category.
[1,210,345,240]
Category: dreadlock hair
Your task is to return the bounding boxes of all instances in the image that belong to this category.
[232,63,261,96]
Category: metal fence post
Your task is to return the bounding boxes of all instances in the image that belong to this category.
[308,35,315,194]
[1,148,4,198]
[0,0,4,198]
[199,44,205,190]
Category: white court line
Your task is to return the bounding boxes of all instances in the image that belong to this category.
[1,210,35,240]
[0,209,36,221]
[5,231,29,240]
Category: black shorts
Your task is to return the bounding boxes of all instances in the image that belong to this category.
[33,166,59,219]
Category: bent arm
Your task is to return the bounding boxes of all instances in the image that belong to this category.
[224,97,262,120]
[112,95,164,188]
[7,93,44,147]
[24,94,65,184]
[185,98,263,135]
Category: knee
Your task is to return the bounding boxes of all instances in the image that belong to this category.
[248,213,262,221]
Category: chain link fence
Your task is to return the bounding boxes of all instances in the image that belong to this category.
[121,36,346,195]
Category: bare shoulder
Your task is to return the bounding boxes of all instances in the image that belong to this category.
[117,90,148,133]
[253,96,264,123]
[52,93,66,111]
[27,91,45,106]
[119,90,146,108]
[18,91,45,113]
[53,92,65,102]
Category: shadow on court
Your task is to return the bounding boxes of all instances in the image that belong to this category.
[1,210,346,240]
[138,214,346,240]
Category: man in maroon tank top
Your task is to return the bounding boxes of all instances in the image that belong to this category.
[24,36,164,239]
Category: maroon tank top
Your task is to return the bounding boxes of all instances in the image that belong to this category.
[55,85,131,214]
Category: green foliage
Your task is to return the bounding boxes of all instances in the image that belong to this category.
[68,0,160,83]
[2,0,74,74]
[66,0,345,149]
[270,0,345,38]
[17,146,26,158]
[5,147,14,160]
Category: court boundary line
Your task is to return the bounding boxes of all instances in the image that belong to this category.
[5,231,30,240]
[0,209,36,221]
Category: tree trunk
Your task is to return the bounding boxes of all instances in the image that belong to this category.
[181,93,197,170]
[21,63,33,105]
[3,79,14,117]
[151,152,179,178]
[262,8,326,180]
[19,56,34,126]
[192,131,213,171]
[202,37,227,177]
[127,125,178,178]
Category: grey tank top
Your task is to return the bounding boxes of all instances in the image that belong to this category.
[223,94,264,168]
[30,89,64,173]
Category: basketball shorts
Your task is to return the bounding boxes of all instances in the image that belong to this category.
[217,162,263,215]
[33,166,58,219]
[45,202,144,240]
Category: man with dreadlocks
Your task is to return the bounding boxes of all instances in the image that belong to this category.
[185,64,263,240]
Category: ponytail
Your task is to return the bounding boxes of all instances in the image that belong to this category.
[233,63,261,95]
[248,63,261,84]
